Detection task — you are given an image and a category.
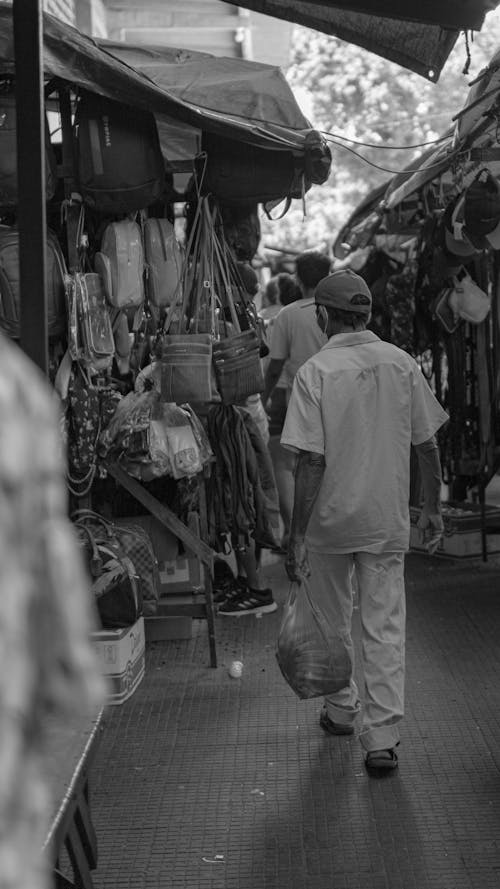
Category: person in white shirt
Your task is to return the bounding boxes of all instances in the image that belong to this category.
[281,269,448,772]
[263,252,331,547]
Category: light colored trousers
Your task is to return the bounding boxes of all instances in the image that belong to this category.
[307,550,406,752]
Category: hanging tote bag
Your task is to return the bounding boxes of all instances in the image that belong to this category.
[158,196,214,404]
[276,578,351,700]
[209,221,264,404]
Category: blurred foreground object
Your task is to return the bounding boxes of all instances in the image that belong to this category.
[0,333,105,889]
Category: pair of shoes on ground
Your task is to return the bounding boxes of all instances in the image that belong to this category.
[213,573,247,605]
[319,708,398,771]
[217,581,277,616]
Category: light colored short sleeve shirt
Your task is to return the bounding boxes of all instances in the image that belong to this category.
[269,298,327,390]
[281,331,449,554]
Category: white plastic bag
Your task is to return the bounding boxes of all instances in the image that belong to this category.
[276,578,351,700]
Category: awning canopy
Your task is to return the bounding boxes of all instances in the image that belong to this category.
[222,1,500,81]
[383,134,456,210]
[0,7,322,156]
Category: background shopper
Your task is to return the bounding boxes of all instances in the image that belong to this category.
[263,251,331,547]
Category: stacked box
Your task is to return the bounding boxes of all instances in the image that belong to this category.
[91,617,145,705]
[409,501,500,558]
[158,553,205,594]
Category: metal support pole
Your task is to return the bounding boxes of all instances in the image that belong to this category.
[13,0,48,374]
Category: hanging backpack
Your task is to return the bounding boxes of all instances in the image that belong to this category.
[143,217,183,308]
[75,90,165,214]
[198,134,301,206]
[219,202,261,262]
[95,219,145,311]
[0,226,67,339]
[0,89,58,208]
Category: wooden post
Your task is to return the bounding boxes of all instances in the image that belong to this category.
[13,0,48,373]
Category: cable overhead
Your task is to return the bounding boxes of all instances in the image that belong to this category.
[320,130,452,150]
[324,137,457,175]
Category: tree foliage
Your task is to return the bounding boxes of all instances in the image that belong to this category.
[261,12,500,257]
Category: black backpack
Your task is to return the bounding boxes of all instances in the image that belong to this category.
[0,227,67,339]
[75,90,165,214]
[0,89,57,209]
[198,134,302,205]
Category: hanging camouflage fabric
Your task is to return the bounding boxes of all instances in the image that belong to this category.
[66,362,101,497]
[384,255,419,355]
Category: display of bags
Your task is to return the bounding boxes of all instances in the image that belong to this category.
[276,578,351,700]
[74,518,142,630]
[75,510,161,618]
[144,217,183,308]
[0,89,57,208]
[75,90,165,214]
[94,219,145,311]
[67,271,115,373]
[0,227,67,339]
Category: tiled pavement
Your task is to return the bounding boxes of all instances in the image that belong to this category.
[90,551,500,889]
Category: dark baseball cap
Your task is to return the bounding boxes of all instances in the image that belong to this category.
[314,269,372,315]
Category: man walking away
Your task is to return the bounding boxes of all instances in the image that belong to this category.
[282,269,448,773]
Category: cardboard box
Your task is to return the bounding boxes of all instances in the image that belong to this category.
[145,615,193,641]
[409,501,500,558]
[159,553,205,594]
[91,617,145,705]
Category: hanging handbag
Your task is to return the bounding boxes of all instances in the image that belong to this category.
[160,332,213,404]
[212,328,264,405]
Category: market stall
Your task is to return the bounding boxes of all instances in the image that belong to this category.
[0,0,331,656]
[0,8,333,886]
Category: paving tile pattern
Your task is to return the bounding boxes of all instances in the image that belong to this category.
[90,554,500,889]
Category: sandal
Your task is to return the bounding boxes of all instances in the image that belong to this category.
[365,748,398,771]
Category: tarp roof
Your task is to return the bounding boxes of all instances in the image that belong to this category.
[97,39,311,146]
[383,133,456,209]
[223,0,500,81]
[0,6,318,155]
